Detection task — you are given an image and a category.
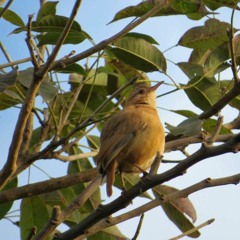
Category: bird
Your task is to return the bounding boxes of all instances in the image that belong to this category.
[97,81,165,197]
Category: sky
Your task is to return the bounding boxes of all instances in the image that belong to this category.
[0,1,240,240]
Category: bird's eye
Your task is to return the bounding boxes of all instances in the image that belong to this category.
[138,89,145,94]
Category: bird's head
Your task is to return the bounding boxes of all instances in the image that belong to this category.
[126,81,164,107]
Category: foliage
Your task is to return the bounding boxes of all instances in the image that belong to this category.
[0,1,240,240]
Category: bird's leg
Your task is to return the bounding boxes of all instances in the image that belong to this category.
[131,162,148,176]
[120,171,126,191]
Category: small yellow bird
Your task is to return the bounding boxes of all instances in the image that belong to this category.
[97,81,165,197]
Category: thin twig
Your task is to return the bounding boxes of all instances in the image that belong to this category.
[149,152,162,175]
[169,218,215,240]
[132,214,144,240]
[205,115,224,145]
[0,57,32,69]
[25,14,38,68]
[26,226,37,240]
[0,42,14,70]
[54,151,98,162]
[228,8,240,84]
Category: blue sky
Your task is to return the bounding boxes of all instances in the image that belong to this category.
[0,1,240,239]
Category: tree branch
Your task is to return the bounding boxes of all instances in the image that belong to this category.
[0,168,97,204]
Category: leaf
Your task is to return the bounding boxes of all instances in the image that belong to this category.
[37,31,88,46]
[18,68,59,101]
[109,0,205,23]
[115,173,152,199]
[233,34,240,65]
[90,226,127,240]
[187,4,214,20]
[183,77,221,111]
[110,37,166,72]
[153,185,200,238]
[203,0,239,10]
[171,0,201,14]
[125,32,159,45]
[165,117,202,137]
[0,69,17,92]
[0,70,25,110]
[189,48,212,64]
[178,18,236,50]
[37,1,58,21]
[220,80,240,110]
[55,63,86,75]
[20,196,51,240]
[12,15,81,34]
[170,109,198,118]
[0,7,25,27]
[203,118,232,134]
[203,42,230,78]
[178,62,203,79]
[0,178,18,219]
[40,188,83,225]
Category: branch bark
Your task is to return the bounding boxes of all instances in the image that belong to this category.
[0,168,98,204]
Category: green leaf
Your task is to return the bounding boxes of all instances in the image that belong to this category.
[109,1,202,23]
[178,19,235,50]
[171,0,201,14]
[189,48,212,64]
[153,185,200,238]
[203,0,239,10]
[165,117,202,137]
[170,109,198,118]
[110,37,166,72]
[55,63,86,75]
[37,31,88,46]
[40,188,83,225]
[178,62,203,79]
[0,178,18,219]
[37,1,58,21]
[20,196,51,240]
[0,70,25,110]
[220,80,240,110]
[126,32,159,45]
[203,118,232,134]
[18,68,59,101]
[187,4,214,20]
[114,173,152,199]
[204,42,230,78]
[89,226,127,240]
[12,15,81,34]
[0,69,17,92]
[183,77,221,111]
[0,7,25,27]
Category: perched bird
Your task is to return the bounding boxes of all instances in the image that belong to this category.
[97,81,165,197]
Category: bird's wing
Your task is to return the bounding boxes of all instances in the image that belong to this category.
[97,108,146,170]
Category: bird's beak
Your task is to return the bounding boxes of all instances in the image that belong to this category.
[149,81,164,92]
